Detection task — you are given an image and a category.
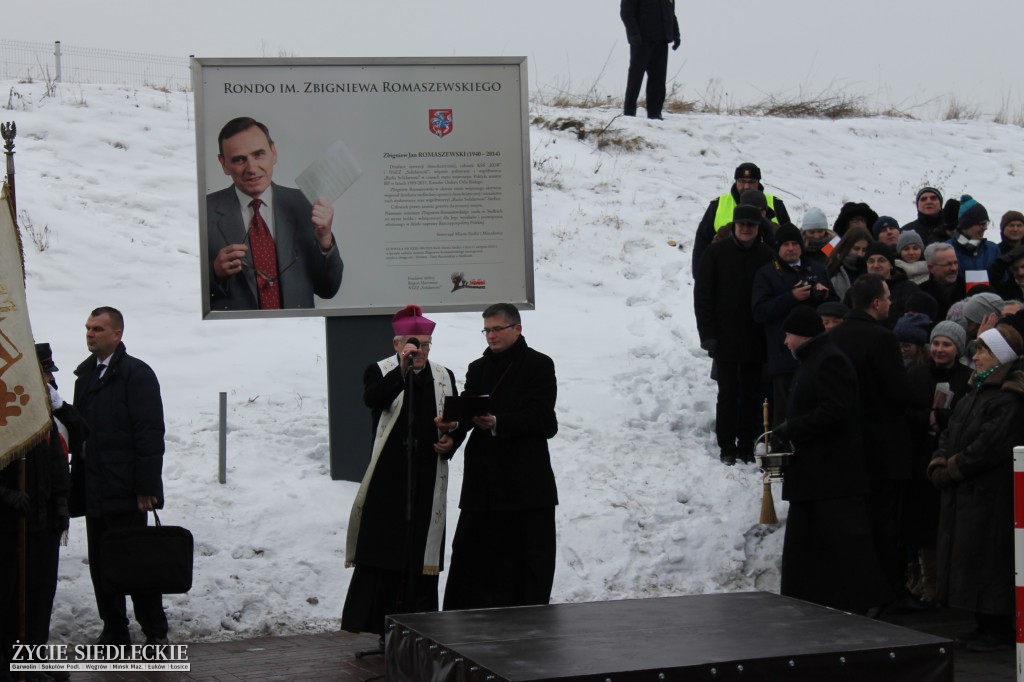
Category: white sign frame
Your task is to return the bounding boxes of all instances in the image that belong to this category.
[192,57,535,320]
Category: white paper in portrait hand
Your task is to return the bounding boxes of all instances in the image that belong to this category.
[295,139,362,206]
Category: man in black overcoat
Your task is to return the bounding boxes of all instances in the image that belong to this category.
[72,307,167,645]
[444,303,558,610]
[694,201,774,464]
[773,307,892,613]
[827,275,914,596]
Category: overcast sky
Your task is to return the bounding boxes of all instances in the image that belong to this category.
[11,0,1024,115]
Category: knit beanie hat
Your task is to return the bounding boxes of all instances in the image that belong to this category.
[894,313,931,346]
[916,187,943,204]
[783,305,825,338]
[864,241,895,266]
[962,292,1005,325]
[896,230,924,254]
[930,320,967,356]
[957,194,990,233]
[1001,210,1024,231]
[734,162,761,180]
[907,291,938,321]
[774,224,803,250]
[872,215,900,239]
[801,207,829,232]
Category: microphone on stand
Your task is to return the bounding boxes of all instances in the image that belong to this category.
[403,337,421,371]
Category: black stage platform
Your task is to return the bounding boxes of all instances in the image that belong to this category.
[385,591,953,681]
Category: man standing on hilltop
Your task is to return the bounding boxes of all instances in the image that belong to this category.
[620,0,680,120]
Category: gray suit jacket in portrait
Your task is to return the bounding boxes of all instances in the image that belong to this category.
[207,183,344,311]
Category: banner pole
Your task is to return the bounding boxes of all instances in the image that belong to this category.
[1013,445,1024,680]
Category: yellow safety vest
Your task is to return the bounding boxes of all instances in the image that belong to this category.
[713,193,779,232]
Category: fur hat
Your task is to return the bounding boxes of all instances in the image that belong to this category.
[734,162,761,180]
[930,320,966,356]
[957,194,990,233]
[783,305,825,338]
[392,305,435,336]
[801,207,829,232]
[833,202,880,238]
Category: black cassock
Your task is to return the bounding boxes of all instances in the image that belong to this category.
[342,360,458,636]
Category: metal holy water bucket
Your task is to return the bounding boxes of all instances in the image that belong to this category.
[754,431,795,482]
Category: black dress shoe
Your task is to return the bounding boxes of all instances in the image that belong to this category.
[96,629,131,645]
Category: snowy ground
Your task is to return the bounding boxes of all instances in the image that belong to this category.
[6,79,1023,642]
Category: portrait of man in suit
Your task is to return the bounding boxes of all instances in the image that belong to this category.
[207,117,344,311]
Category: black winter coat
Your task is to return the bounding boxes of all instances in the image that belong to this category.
[71,343,165,517]
[694,235,774,363]
[0,421,70,535]
[620,0,680,44]
[782,334,867,501]
[919,274,967,322]
[828,310,913,481]
[934,365,1024,615]
[455,336,558,512]
[906,361,972,474]
[751,256,837,375]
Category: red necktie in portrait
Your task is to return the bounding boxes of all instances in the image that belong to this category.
[249,198,281,310]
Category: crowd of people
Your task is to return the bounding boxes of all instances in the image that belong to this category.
[694,163,1024,652]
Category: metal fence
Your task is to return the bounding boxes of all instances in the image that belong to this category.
[0,39,191,91]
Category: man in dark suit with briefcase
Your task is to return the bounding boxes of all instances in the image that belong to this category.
[72,306,169,646]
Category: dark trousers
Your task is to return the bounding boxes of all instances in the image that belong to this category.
[1,528,62,675]
[866,479,906,595]
[781,497,894,614]
[771,373,794,427]
[714,360,763,458]
[624,41,669,118]
[86,512,168,640]
[443,507,555,611]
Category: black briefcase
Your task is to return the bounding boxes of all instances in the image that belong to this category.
[101,510,194,594]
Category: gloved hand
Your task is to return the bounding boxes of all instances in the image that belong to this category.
[48,383,63,409]
[628,34,642,46]
[700,339,717,358]
[0,487,30,515]
[672,37,681,51]
[927,457,952,490]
